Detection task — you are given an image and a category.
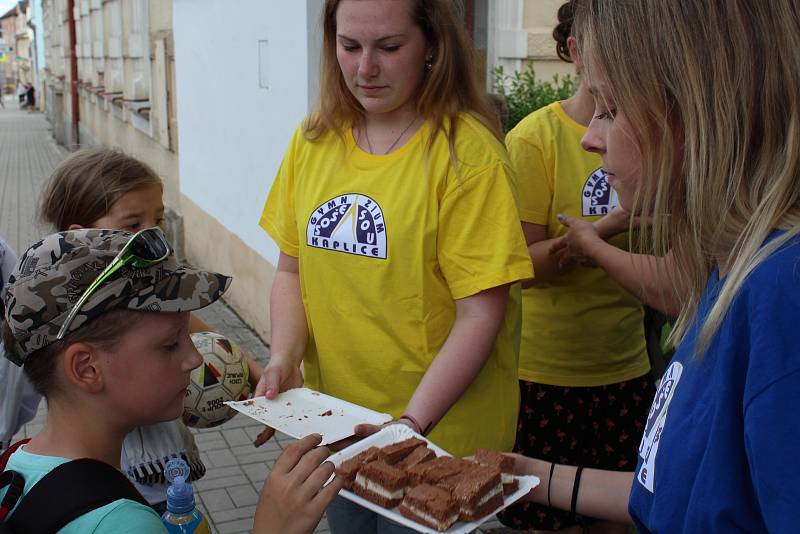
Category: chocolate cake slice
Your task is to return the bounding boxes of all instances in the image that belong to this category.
[398,484,459,532]
[435,469,469,493]
[334,446,383,490]
[396,445,436,470]
[407,456,466,486]
[353,460,408,508]
[452,464,504,521]
[424,458,474,486]
[379,437,426,465]
[474,448,519,495]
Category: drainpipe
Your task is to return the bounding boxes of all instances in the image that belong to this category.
[67,0,79,145]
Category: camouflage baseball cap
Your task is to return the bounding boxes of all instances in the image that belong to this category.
[3,228,231,364]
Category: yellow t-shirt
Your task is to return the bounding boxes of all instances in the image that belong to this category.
[260,114,533,456]
[506,102,649,387]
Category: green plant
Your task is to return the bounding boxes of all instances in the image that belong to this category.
[492,65,577,132]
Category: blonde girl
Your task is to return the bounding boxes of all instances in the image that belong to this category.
[511,1,800,532]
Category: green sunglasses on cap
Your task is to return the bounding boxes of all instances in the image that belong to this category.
[56,227,172,340]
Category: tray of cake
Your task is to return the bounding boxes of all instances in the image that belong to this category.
[328,425,540,533]
[225,388,392,445]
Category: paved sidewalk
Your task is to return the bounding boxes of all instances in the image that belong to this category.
[1,100,510,534]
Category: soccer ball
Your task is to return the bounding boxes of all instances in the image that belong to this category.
[183,332,250,428]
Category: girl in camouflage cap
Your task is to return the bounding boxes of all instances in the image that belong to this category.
[1,229,342,533]
[38,147,265,513]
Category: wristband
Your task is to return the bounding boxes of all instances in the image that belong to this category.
[570,465,584,520]
[547,462,556,508]
[399,414,430,436]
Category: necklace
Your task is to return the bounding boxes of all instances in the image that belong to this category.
[363,116,419,155]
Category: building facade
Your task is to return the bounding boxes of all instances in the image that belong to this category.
[38,0,573,344]
[172,0,322,341]
[0,5,17,93]
[40,0,181,223]
[14,1,33,87]
[493,0,574,82]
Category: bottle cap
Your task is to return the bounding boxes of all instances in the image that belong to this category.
[165,458,191,483]
[164,458,196,514]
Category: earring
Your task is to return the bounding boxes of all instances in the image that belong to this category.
[425,56,433,72]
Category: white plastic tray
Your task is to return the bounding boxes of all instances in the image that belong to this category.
[327,425,540,534]
[225,388,392,445]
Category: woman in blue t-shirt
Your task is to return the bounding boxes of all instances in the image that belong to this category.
[510,1,800,532]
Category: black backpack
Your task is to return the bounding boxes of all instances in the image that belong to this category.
[0,440,149,534]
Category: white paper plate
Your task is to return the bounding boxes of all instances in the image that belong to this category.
[327,425,540,534]
[225,388,392,445]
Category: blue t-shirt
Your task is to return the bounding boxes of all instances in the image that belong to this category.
[629,232,800,532]
[0,447,165,532]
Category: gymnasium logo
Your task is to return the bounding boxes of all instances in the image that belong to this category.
[637,361,683,493]
[581,168,619,216]
[306,193,387,259]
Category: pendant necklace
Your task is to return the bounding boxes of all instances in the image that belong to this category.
[363,116,419,155]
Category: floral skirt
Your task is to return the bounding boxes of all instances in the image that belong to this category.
[497,375,655,531]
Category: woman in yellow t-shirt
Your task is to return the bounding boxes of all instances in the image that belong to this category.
[498,2,655,533]
[256,1,532,532]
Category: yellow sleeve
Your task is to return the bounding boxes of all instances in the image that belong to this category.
[259,130,300,257]
[437,162,534,300]
[505,128,552,225]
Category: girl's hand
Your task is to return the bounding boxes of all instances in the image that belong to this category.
[503,453,550,505]
[255,358,304,399]
[253,358,304,446]
[550,214,605,268]
[253,433,343,534]
[595,206,651,238]
[353,417,416,440]
[326,418,416,452]
[504,452,538,476]
[594,206,633,238]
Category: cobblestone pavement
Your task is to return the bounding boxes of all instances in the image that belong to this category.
[2,99,513,534]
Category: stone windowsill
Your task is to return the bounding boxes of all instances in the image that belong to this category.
[123,99,151,119]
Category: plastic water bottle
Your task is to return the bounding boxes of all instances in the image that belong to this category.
[160,458,211,534]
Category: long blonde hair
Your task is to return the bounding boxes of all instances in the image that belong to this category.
[305,0,502,154]
[575,0,800,353]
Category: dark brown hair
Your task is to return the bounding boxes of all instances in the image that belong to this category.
[3,309,144,397]
[553,1,577,63]
[40,147,162,231]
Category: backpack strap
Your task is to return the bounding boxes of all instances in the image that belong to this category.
[0,439,30,522]
[6,458,149,534]
[0,440,29,474]
[0,470,25,521]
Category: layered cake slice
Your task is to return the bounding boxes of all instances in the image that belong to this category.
[452,464,504,521]
[335,446,383,490]
[474,448,519,495]
[396,444,436,470]
[353,460,408,508]
[398,484,459,532]
[407,456,467,486]
[379,437,427,465]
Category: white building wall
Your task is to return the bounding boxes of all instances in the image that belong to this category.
[173,0,320,266]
